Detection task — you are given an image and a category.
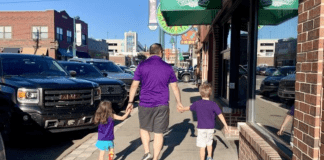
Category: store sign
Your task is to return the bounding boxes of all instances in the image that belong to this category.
[76,23,82,46]
[180,30,197,44]
[157,4,192,35]
[148,0,158,30]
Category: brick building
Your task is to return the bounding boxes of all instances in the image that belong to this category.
[88,38,109,59]
[274,38,297,68]
[0,10,89,60]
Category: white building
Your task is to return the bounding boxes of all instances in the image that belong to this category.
[105,39,124,55]
[257,39,278,67]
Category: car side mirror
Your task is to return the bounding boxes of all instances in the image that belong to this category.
[102,72,108,77]
[70,70,77,77]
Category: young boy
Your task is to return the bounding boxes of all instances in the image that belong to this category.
[180,83,229,160]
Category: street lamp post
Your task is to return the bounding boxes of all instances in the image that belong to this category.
[73,17,76,58]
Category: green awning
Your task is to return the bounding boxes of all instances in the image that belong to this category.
[259,0,298,25]
[160,0,221,26]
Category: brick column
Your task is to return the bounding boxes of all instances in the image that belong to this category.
[294,0,323,159]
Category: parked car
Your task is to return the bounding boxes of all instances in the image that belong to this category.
[177,66,194,83]
[257,67,267,75]
[59,61,128,111]
[260,66,296,97]
[264,68,277,76]
[278,73,295,101]
[68,58,139,95]
[0,54,101,138]
[129,65,137,72]
[0,133,5,160]
[118,65,134,75]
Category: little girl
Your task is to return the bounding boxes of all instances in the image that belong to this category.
[94,101,131,160]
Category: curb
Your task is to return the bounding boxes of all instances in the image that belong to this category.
[57,107,139,160]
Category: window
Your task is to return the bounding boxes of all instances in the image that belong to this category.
[260,50,264,52]
[0,26,12,39]
[32,26,48,39]
[266,50,273,52]
[108,43,117,46]
[266,53,273,56]
[82,34,87,45]
[56,27,63,41]
[260,43,274,46]
[67,30,72,43]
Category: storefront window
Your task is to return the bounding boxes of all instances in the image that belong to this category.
[254,17,297,147]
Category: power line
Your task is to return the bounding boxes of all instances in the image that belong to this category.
[0,0,62,4]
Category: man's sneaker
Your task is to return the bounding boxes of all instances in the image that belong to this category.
[142,152,152,160]
[206,157,213,160]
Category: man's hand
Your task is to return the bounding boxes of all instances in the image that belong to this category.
[177,103,184,113]
[126,103,134,112]
[277,129,283,136]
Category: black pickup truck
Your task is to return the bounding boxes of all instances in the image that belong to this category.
[59,61,128,111]
[0,54,101,140]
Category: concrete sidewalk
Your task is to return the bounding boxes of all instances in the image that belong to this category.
[61,83,239,160]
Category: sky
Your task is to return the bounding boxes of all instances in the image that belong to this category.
[0,0,298,53]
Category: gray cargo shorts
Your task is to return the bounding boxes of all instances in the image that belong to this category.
[138,105,169,133]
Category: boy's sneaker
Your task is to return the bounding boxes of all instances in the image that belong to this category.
[206,157,213,160]
[142,152,152,160]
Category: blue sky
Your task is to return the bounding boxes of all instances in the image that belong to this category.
[1,0,298,52]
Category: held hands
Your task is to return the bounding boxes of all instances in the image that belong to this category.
[177,103,184,113]
[126,103,134,113]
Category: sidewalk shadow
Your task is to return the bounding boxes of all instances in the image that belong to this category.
[182,88,199,92]
[115,138,143,160]
[160,119,196,160]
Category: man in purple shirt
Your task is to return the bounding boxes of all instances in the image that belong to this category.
[126,43,183,160]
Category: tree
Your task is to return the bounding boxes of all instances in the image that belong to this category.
[136,53,147,64]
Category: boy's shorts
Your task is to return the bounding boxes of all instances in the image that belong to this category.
[197,129,214,148]
[95,140,114,151]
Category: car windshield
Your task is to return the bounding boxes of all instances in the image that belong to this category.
[61,63,103,78]
[272,67,295,77]
[260,68,266,71]
[90,62,123,73]
[118,66,127,71]
[2,57,68,77]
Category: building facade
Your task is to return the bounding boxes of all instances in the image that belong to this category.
[88,38,109,59]
[124,31,145,53]
[274,38,297,68]
[0,10,89,60]
[257,39,278,67]
[105,39,124,55]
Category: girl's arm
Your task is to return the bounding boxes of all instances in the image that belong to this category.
[218,113,229,132]
[113,109,131,121]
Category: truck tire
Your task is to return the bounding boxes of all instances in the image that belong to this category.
[182,75,190,83]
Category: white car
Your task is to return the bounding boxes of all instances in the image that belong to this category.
[129,65,137,72]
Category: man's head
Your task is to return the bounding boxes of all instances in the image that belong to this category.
[199,82,212,98]
[149,43,163,57]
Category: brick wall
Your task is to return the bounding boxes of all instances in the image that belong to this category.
[257,57,274,66]
[0,11,55,48]
[109,55,126,66]
[239,124,281,160]
[294,0,323,160]
[223,109,246,138]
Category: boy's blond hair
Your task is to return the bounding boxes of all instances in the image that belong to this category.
[199,83,212,98]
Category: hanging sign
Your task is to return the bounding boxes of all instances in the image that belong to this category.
[157,4,192,35]
[180,30,197,44]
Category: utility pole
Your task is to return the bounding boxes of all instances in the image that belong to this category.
[73,17,76,58]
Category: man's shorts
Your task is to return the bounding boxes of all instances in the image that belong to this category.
[95,140,114,151]
[197,129,214,148]
[138,105,169,133]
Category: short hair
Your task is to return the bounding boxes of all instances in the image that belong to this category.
[199,83,212,98]
[149,43,163,55]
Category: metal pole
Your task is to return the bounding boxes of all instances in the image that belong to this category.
[175,36,178,67]
[247,0,259,122]
[159,28,161,44]
[73,17,76,58]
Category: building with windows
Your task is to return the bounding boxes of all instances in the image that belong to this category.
[256,39,278,66]
[274,38,297,67]
[124,31,145,53]
[88,38,109,59]
[105,39,125,55]
[0,10,89,60]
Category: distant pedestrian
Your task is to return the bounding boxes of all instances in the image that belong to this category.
[126,43,183,160]
[94,101,131,160]
[179,83,229,160]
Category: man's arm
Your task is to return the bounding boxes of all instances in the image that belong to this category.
[126,80,140,110]
[170,82,183,111]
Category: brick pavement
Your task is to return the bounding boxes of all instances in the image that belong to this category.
[61,83,239,160]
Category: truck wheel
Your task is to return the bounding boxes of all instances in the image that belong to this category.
[182,75,190,83]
